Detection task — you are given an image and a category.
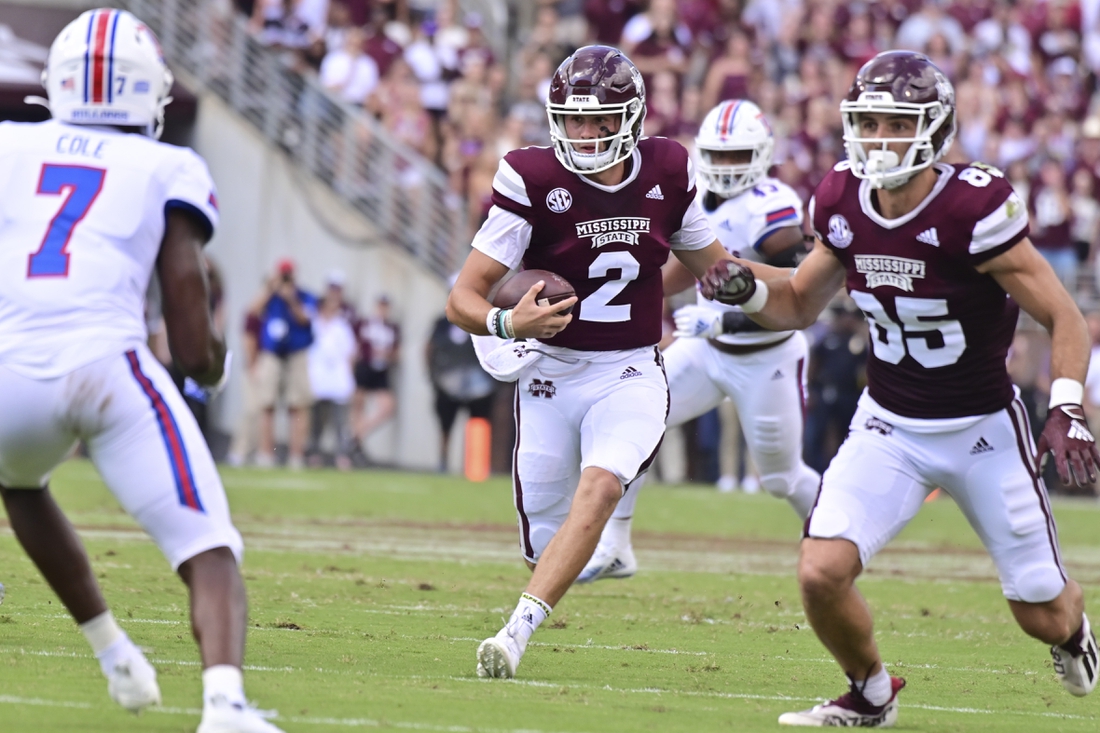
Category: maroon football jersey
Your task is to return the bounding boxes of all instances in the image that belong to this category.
[811,162,1030,419]
[491,138,697,351]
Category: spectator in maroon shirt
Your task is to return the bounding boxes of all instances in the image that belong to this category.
[584,0,643,46]
[351,295,401,464]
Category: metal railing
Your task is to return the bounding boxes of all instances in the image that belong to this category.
[122,0,467,278]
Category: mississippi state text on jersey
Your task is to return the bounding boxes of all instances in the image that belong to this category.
[490,137,698,351]
[0,119,219,378]
[811,161,1028,419]
[697,176,802,346]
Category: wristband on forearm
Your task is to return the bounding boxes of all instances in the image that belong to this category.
[501,308,516,339]
[486,307,502,337]
[1049,377,1085,408]
[740,280,769,314]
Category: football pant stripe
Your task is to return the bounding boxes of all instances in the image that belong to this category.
[1007,396,1066,581]
[512,385,534,560]
[631,346,669,481]
[125,350,205,513]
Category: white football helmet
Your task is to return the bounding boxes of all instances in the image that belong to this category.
[40,9,174,138]
[695,99,774,197]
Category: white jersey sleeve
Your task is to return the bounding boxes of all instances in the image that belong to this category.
[745,179,803,251]
[471,204,532,270]
[164,148,220,238]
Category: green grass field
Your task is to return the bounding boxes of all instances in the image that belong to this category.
[1,460,1099,732]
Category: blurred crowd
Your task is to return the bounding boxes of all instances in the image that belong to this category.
[233,0,1100,301]
[211,0,1100,493]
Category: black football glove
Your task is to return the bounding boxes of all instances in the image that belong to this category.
[1036,404,1100,487]
[700,260,756,306]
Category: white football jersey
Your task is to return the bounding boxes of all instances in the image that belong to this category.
[0,119,219,378]
[695,176,803,345]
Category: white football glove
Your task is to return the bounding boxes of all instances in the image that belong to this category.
[673,305,723,339]
[182,350,232,404]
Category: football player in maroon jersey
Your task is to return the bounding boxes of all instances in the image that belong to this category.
[447,45,740,679]
[715,51,1099,726]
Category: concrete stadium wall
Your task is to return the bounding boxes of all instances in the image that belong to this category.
[194,92,453,471]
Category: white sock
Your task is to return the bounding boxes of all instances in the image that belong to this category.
[80,610,125,655]
[859,667,892,707]
[503,593,552,651]
[202,665,245,706]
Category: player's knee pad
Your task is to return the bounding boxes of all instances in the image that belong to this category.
[1006,563,1066,604]
[760,472,794,499]
[516,480,573,561]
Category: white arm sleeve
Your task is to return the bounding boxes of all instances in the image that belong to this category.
[669,198,716,251]
[470,205,532,270]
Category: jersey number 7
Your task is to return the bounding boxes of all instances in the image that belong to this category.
[28,164,107,278]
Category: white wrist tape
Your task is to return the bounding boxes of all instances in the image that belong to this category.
[1049,378,1084,408]
[740,279,769,314]
[486,307,501,337]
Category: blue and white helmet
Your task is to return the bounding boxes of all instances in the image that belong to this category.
[695,100,774,197]
[40,9,174,138]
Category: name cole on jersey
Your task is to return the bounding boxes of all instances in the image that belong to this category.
[810,159,1029,419]
[0,119,219,379]
[486,137,699,351]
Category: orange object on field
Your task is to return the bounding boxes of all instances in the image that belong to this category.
[465,417,491,482]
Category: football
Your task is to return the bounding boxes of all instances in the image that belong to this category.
[492,269,576,314]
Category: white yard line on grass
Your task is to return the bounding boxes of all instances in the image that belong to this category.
[0,694,593,733]
[1,663,1093,724]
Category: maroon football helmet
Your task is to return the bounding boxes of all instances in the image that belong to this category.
[546,45,646,174]
[840,51,956,189]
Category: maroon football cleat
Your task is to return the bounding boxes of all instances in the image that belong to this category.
[779,676,906,727]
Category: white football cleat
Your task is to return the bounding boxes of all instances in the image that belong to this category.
[106,647,161,713]
[575,544,637,584]
[1052,614,1099,697]
[779,676,905,727]
[197,694,285,733]
[476,630,523,679]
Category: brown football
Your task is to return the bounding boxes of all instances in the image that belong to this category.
[492,269,576,314]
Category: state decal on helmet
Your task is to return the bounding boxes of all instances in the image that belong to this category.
[840,50,956,190]
[546,45,646,175]
[39,8,175,138]
[695,99,774,197]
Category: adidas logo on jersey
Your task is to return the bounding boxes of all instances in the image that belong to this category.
[620,366,643,380]
[645,185,664,200]
[970,437,994,455]
[771,369,784,380]
[916,228,940,247]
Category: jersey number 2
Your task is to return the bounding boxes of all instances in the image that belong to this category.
[28,164,107,278]
[580,251,640,322]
